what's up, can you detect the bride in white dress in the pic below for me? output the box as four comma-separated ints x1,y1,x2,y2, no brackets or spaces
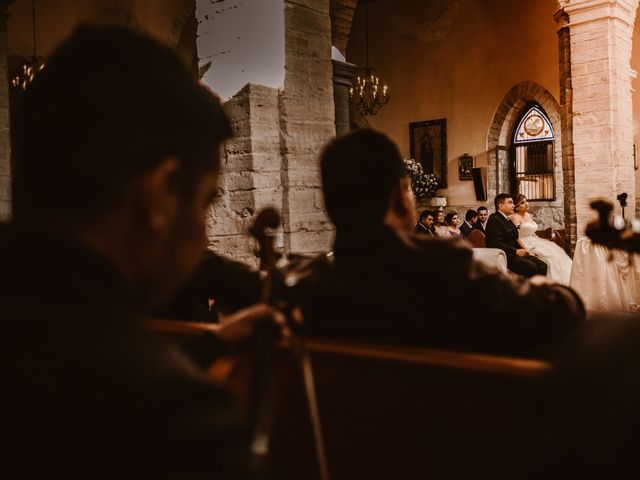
509,194,572,285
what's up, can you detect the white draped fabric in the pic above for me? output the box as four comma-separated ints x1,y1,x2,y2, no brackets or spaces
472,248,508,274
569,237,640,313
518,221,572,285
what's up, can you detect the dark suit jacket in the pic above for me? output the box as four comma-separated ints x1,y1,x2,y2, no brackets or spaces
292,224,585,359
415,223,435,235
460,221,474,237
474,222,486,234
485,212,520,256
152,250,261,322
0,225,251,479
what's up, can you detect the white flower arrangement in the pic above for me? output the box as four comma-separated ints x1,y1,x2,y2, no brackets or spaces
403,158,438,200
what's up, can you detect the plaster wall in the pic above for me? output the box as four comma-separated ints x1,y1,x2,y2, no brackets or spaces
347,0,561,209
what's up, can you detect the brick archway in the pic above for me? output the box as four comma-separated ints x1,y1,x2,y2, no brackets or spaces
487,81,565,230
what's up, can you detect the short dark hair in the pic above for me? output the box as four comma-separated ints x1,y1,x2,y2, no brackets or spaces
494,193,512,210
12,25,231,225
477,206,488,213
419,210,434,222
465,209,478,222
321,129,405,228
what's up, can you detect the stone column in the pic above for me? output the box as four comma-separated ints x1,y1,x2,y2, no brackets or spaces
560,0,639,238
332,59,356,136
0,1,12,221
279,0,336,256
555,9,578,251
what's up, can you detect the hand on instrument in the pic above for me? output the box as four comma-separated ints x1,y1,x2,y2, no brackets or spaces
217,304,289,353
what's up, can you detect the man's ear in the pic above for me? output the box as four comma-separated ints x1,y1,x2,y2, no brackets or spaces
137,156,181,233
395,177,415,215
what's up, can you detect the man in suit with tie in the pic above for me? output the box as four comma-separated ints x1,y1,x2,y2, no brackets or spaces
486,193,547,277
474,206,488,234
460,209,477,237
415,210,436,235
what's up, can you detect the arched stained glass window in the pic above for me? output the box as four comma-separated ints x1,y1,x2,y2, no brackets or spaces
510,105,555,201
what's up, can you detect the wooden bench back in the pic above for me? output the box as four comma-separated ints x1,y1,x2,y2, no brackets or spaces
214,338,551,480
466,228,486,248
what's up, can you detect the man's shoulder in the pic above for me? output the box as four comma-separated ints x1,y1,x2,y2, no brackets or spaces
486,212,506,226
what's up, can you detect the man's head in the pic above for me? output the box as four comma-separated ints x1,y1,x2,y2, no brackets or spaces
465,209,478,225
477,206,488,224
494,193,515,215
419,210,434,228
12,26,232,306
321,129,415,233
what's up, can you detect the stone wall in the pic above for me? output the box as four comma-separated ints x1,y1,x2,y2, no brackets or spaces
0,2,10,221
209,84,284,266
208,0,336,265
279,0,335,256
556,9,578,250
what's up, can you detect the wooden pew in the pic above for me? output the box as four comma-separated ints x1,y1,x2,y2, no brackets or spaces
211,338,551,480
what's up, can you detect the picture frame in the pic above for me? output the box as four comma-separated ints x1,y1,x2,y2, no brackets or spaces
458,154,473,180
409,118,448,188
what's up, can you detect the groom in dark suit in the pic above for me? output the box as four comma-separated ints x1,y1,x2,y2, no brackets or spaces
486,193,547,277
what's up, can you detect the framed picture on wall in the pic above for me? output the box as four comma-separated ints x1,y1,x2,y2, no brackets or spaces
458,154,473,180
409,118,448,188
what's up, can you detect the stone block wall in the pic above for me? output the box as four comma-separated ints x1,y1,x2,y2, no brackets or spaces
0,3,10,221
280,0,336,256
208,84,284,266
208,0,336,265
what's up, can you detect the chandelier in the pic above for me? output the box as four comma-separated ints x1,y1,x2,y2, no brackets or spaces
11,0,45,92
349,1,389,116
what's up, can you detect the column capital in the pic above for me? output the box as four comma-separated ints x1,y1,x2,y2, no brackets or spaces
554,8,570,28
332,59,357,87
560,0,639,27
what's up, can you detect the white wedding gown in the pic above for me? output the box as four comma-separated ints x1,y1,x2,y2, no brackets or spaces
518,220,572,285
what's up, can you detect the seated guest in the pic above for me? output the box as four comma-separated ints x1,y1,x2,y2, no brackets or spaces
434,208,453,237
2,26,285,478
444,211,462,237
460,209,478,237
292,129,584,358
475,206,489,233
415,210,436,235
485,193,547,278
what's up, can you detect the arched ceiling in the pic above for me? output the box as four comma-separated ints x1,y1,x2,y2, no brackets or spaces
330,0,358,55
